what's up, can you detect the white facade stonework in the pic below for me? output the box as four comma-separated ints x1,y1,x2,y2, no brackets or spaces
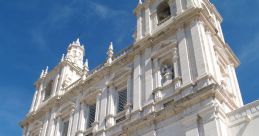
20,0,259,136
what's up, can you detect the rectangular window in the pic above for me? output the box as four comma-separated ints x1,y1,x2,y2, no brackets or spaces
62,120,69,136
87,104,96,128
117,90,127,113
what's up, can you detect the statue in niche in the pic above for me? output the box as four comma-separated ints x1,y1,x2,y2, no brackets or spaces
161,64,174,84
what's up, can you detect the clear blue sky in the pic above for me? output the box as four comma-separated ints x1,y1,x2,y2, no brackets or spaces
0,0,258,135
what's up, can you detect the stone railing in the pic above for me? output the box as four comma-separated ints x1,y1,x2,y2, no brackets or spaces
227,100,259,123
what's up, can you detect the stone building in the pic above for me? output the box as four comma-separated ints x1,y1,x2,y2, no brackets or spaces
20,0,259,136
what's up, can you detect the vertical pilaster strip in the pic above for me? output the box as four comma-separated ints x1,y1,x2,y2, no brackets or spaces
168,0,177,16
133,53,142,111
78,102,86,134
93,91,102,132
46,107,57,136
187,0,195,8
228,64,244,106
177,26,192,85
67,109,75,136
71,99,81,135
29,90,38,112
144,47,153,104
54,116,61,136
190,18,209,78
136,12,143,41
106,85,116,128
35,84,43,110
126,71,133,117
154,59,162,88
205,30,221,82
99,88,108,129
57,65,68,95
53,74,60,96
145,4,151,36
175,0,183,15
40,111,50,136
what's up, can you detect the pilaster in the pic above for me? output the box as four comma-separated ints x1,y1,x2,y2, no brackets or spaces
190,18,209,78
93,91,102,132
177,26,192,85
54,116,61,136
136,11,143,41
126,71,133,118
67,108,75,136
144,4,151,36
175,0,183,15
53,74,60,96
106,85,116,128
77,102,87,136
133,53,142,111
144,47,153,105
29,89,38,112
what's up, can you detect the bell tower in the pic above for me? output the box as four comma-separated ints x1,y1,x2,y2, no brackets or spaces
66,38,85,69
134,0,243,109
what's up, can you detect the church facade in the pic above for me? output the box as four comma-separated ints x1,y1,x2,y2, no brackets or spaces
20,0,259,136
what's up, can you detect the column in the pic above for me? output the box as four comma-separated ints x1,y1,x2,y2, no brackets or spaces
172,46,181,91
35,83,43,110
46,108,57,136
168,0,177,16
228,64,244,106
187,0,195,8
190,19,209,78
40,112,50,136
126,72,133,118
52,74,60,96
144,48,153,105
56,66,68,95
177,26,192,85
153,59,162,88
77,103,87,136
205,29,221,82
71,99,81,136
136,11,143,41
93,91,101,133
98,88,108,130
106,86,116,128
29,89,38,112
67,109,75,136
54,117,61,136
144,5,151,35
175,0,183,15
133,54,142,111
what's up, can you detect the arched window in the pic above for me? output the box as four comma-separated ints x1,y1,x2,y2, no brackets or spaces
157,1,171,24
44,80,53,100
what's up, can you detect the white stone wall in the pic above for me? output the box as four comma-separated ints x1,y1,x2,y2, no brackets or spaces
21,1,258,136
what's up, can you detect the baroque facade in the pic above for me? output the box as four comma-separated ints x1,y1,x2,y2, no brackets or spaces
20,0,259,136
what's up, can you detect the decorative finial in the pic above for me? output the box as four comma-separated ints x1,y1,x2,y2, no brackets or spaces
138,0,143,5
106,42,114,65
44,66,49,76
61,54,65,62
76,38,80,45
40,70,45,78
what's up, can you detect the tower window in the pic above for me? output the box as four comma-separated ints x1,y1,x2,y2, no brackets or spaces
44,80,54,100
157,1,171,24
117,90,127,113
87,104,96,128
